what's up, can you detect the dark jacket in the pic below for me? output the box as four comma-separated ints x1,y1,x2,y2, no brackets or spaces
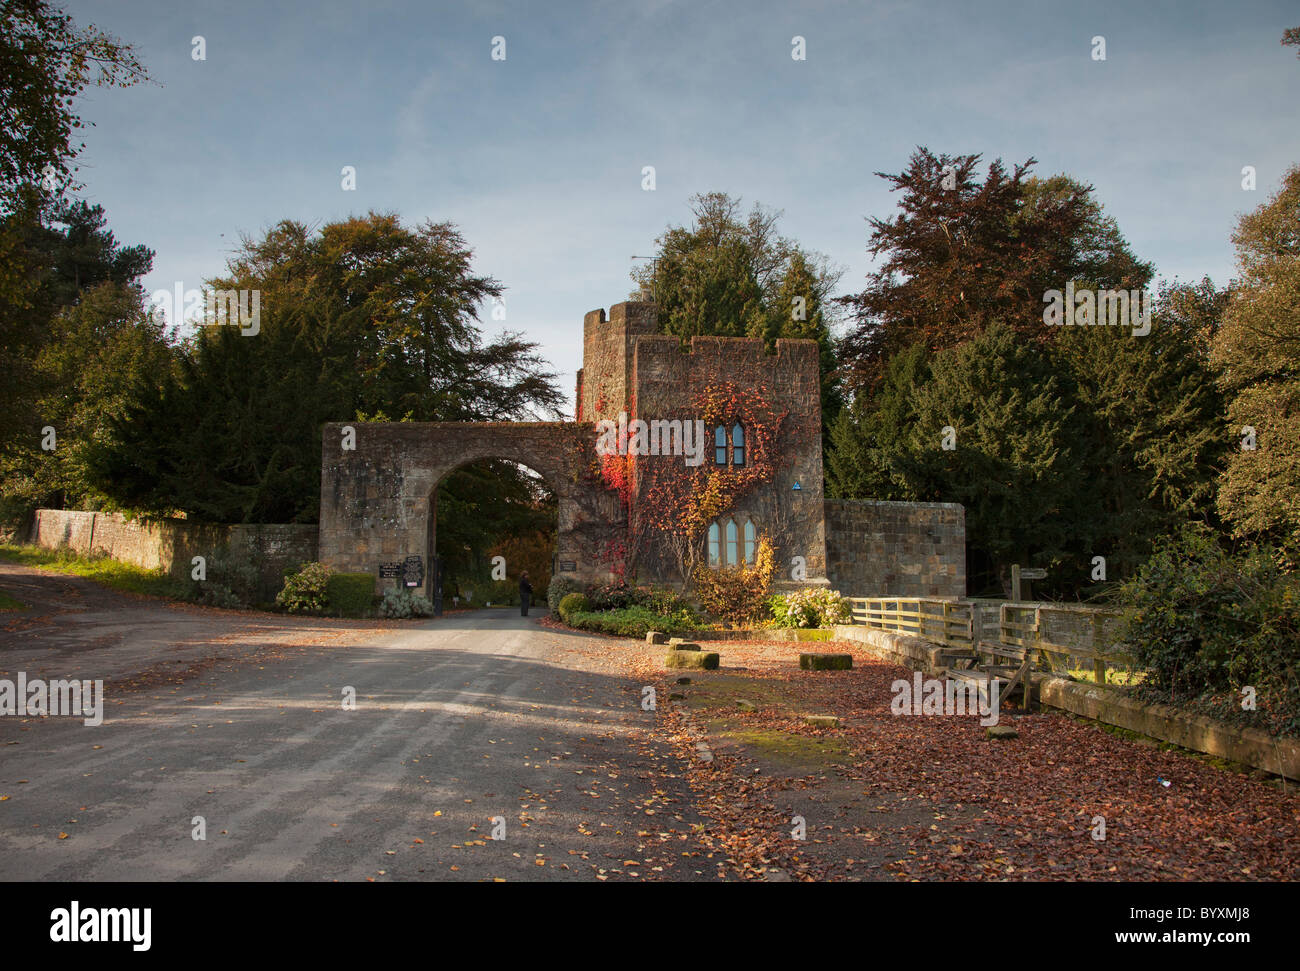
519,577,533,597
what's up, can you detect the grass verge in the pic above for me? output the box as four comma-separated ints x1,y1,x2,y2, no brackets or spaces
0,543,188,599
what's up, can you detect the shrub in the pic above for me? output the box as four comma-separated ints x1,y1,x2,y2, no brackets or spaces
568,604,701,639
188,549,260,609
587,581,638,611
1118,528,1300,731
769,588,853,629
483,578,520,606
378,587,434,618
691,538,775,625
326,573,375,616
558,592,589,622
277,561,332,613
547,575,583,611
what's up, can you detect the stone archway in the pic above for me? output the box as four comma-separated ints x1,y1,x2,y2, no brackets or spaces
319,422,622,597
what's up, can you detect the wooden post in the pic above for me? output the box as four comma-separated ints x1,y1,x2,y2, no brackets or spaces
971,605,983,652
1010,563,1022,603
942,601,951,646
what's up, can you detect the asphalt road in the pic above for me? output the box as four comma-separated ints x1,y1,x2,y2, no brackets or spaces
0,566,715,881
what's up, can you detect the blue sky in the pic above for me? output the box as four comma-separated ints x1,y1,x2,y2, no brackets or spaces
62,0,1300,411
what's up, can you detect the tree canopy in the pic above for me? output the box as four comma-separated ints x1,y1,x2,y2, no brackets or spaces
837,148,1152,392
86,212,565,523
0,0,149,214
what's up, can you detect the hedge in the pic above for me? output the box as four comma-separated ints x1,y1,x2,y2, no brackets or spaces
326,573,376,616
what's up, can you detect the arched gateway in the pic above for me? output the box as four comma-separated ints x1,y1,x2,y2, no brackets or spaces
318,421,624,596
317,301,965,603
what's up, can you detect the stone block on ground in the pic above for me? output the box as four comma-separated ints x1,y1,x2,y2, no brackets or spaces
803,714,840,728
646,631,668,645
986,725,1018,740
665,649,719,670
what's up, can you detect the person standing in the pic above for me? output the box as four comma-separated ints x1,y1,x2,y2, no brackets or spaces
519,572,532,617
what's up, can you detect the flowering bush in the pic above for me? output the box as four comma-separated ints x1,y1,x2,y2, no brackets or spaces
768,588,852,629
276,561,332,613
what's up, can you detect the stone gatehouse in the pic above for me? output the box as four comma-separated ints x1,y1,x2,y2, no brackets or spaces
318,301,965,598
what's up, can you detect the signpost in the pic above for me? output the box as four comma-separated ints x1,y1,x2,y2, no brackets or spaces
402,555,425,589
1011,564,1046,602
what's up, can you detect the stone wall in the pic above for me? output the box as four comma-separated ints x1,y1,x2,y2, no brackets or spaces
25,509,317,600
824,499,965,598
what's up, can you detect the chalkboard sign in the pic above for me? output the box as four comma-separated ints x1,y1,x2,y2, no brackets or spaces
378,562,402,579
558,561,577,573
403,555,425,588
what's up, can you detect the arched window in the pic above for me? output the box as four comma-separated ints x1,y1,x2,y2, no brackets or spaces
707,516,760,569
712,423,747,466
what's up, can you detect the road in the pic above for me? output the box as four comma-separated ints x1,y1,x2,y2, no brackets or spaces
0,564,716,881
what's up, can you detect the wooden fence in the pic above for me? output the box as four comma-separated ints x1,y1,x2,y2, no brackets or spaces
847,597,1141,685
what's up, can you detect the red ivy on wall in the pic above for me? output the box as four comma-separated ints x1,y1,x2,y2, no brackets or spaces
636,380,790,553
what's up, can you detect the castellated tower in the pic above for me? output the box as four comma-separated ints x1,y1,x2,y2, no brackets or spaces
576,301,658,421
574,300,829,588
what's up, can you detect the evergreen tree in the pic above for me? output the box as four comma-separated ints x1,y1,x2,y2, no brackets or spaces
825,341,929,500
1054,293,1229,581
888,321,1088,593
0,197,157,520
633,191,844,438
